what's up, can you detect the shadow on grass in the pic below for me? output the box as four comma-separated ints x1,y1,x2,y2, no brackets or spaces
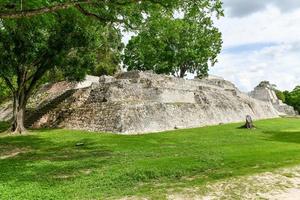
263,130,300,144
0,132,113,185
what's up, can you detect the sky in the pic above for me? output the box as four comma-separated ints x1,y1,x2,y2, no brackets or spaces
211,0,300,92
123,1,300,92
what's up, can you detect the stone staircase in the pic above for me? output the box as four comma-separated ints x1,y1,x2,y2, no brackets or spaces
25,89,76,128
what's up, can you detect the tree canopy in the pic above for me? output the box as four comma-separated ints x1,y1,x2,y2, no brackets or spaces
283,86,300,113
89,24,124,76
0,10,113,133
123,16,222,78
0,0,223,24
0,0,223,134
275,90,286,103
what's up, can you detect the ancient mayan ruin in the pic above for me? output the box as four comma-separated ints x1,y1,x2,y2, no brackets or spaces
250,81,297,115
1,71,290,134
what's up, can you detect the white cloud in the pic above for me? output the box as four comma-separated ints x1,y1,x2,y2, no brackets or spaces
121,3,300,92
210,5,300,92
223,0,300,17
211,43,300,92
216,6,300,48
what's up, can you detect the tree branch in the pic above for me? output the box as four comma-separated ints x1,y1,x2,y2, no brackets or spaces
75,4,134,28
0,0,169,19
25,63,50,98
0,73,15,92
75,4,109,22
0,0,92,19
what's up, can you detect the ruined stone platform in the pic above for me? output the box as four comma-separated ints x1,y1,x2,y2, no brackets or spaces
250,81,297,116
26,71,279,134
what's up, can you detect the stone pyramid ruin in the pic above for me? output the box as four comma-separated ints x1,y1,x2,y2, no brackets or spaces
0,71,283,134
249,81,297,116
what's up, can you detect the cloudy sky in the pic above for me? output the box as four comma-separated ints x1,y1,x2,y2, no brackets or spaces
211,0,300,92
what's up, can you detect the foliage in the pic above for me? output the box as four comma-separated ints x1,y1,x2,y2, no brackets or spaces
88,25,124,76
0,0,224,26
1,118,300,199
123,15,222,78
275,90,286,103
284,86,300,113
0,10,108,132
0,0,223,133
0,11,99,80
0,78,11,103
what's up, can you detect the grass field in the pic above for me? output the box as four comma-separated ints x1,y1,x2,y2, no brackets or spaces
1,118,300,199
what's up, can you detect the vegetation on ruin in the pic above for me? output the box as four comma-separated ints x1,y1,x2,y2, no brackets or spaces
283,87,300,113
275,86,300,113
0,0,223,134
1,118,300,199
123,16,222,78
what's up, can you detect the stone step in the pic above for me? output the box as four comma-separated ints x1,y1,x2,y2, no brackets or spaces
25,89,76,128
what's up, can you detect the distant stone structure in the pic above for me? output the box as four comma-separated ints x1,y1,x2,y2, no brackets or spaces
3,71,276,134
249,81,297,115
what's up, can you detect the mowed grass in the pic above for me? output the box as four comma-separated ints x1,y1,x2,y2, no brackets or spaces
1,118,300,199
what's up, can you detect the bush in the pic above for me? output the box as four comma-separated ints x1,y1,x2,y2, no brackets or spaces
284,86,300,113
275,90,286,102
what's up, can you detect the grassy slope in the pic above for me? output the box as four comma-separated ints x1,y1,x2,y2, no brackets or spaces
1,118,300,199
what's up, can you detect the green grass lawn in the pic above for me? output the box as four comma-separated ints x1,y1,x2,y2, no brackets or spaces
1,118,300,199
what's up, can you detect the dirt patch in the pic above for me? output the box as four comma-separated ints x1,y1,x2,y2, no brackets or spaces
80,169,93,175
0,148,29,160
53,174,77,180
168,166,300,200
266,188,300,200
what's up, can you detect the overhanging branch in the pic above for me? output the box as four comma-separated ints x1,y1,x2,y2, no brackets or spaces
0,0,92,19
75,4,134,28
0,73,15,92
0,0,169,19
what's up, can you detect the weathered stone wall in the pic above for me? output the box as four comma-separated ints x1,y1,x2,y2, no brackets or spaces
30,71,279,134
0,81,76,122
0,102,12,122
250,81,297,116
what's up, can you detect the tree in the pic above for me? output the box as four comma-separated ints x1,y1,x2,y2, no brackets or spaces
89,24,124,76
0,11,104,134
0,1,223,23
123,15,222,78
285,86,300,113
0,0,223,134
275,90,286,103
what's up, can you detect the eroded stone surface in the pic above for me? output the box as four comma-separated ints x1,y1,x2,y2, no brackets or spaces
26,71,279,134
250,81,297,115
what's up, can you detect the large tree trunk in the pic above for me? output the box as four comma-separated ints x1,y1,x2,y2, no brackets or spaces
11,107,26,134
2,63,48,134
11,92,27,134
